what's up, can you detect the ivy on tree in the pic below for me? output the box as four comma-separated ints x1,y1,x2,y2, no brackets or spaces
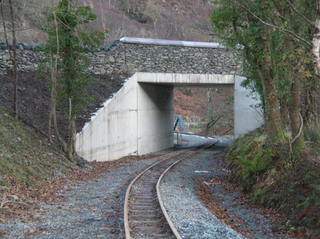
212,0,317,160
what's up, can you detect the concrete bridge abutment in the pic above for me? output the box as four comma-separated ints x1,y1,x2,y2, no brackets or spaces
76,73,263,162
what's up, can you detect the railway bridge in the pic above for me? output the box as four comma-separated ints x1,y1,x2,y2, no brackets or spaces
75,37,263,162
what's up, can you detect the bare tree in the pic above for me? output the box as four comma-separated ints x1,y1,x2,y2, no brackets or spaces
8,0,18,118
0,0,19,118
48,10,67,152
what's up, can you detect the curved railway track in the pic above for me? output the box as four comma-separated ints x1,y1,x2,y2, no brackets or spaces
124,147,211,239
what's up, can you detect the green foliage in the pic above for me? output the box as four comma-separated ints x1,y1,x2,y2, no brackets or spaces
251,188,267,203
304,124,320,143
212,0,320,160
239,146,271,175
226,129,274,190
42,0,104,116
38,0,105,159
226,131,320,230
211,0,316,107
223,95,233,105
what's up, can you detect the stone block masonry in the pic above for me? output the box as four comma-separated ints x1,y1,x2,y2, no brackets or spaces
0,38,239,76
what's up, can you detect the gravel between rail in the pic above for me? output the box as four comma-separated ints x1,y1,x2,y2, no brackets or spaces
0,148,291,239
0,152,171,239
160,148,292,239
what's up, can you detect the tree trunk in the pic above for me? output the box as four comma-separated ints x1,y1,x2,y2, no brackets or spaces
286,39,304,157
313,1,320,75
48,53,54,140
280,98,289,129
67,117,76,160
258,35,286,145
288,75,304,156
48,10,67,153
304,81,318,125
49,52,67,152
8,0,18,119
49,53,67,152
305,1,320,126
0,0,11,61
67,98,76,161
259,69,286,144
49,11,62,143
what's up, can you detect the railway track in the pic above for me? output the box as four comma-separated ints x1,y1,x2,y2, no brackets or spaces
124,147,210,239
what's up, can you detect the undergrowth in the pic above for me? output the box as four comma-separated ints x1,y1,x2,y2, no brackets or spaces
226,128,320,233
0,108,76,188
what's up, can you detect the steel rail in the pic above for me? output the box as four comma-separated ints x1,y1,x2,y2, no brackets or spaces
124,144,214,239
124,150,185,239
156,143,216,239
156,158,184,239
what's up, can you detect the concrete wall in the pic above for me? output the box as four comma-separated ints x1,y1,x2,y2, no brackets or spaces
234,76,264,136
76,74,175,162
137,83,174,155
76,72,264,162
136,72,235,85
76,75,139,162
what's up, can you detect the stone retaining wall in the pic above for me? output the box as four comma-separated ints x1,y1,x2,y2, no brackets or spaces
0,41,239,75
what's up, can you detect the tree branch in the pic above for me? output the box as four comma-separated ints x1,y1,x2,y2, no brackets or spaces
236,1,312,47
290,112,304,145
285,0,315,27
0,27,34,33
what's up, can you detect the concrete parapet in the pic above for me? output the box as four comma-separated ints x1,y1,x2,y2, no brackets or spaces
136,72,234,85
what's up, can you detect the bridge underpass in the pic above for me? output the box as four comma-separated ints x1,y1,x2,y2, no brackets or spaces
76,72,263,162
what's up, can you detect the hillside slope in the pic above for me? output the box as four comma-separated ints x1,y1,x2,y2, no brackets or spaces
0,108,76,188
0,0,215,43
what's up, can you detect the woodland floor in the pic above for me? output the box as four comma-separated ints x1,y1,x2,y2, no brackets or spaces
0,148,303,239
